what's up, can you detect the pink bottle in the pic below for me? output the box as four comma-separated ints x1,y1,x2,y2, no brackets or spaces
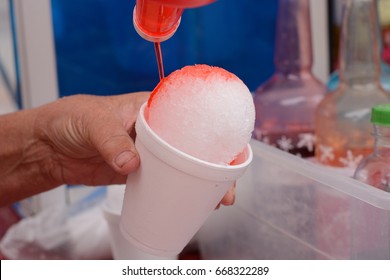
253,0,326,157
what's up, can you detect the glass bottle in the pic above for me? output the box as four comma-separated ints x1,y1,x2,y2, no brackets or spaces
353,104,390,192
327,64,390,92
327,0,390,92
253,0,326,157
379,0,390,64
315,0,390,168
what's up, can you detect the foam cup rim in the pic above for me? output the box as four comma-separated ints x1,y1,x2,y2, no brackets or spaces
136,103,253,172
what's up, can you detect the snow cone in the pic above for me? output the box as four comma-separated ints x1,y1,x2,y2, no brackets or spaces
119,65,255,257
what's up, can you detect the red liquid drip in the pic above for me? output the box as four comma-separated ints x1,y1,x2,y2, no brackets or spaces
154,42,165,80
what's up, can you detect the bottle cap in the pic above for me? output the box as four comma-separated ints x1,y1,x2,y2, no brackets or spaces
371,104,390,126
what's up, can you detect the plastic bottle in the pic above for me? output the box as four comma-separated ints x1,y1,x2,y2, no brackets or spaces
132,0,215,80
133,0,215,42
253,0,326,157
353,104,390,192
315,0,390,168
327,0,390,92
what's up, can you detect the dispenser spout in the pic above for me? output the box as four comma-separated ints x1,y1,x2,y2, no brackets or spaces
133,0,215,42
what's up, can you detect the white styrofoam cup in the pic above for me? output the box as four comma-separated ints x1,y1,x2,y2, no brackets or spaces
119,103,253,257
103,204,177,260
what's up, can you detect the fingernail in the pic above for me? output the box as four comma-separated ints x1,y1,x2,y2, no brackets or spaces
115,151,135,168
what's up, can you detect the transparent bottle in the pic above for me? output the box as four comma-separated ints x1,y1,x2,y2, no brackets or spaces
353,104,390,192
380,0,390,64
315,0,390,168
253,0,326,157
327,64,390,92
327,0,390,92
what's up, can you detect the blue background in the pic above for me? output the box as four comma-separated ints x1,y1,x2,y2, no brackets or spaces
51,0,278,96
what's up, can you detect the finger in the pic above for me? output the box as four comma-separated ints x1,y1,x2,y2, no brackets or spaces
220,182,236,206
88,116,140,176
88,92,150,176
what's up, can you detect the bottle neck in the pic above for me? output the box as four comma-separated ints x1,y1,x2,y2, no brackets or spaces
274,0,313,75
374,125,390,157
339,0,382,85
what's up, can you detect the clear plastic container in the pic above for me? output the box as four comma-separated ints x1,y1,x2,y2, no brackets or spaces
315,0,390,168
253,0,326,157
197,139,390,259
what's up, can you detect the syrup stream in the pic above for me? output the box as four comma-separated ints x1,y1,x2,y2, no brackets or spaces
154,42,165,80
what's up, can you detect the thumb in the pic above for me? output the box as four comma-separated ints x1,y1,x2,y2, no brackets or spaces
89,120,140,175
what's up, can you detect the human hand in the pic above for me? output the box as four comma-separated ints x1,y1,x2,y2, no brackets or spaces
0,91,236,206
34,92,150,187
36,90,236,206
0,91,150,205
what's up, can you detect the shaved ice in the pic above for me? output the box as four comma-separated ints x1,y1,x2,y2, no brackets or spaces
146,64,255,165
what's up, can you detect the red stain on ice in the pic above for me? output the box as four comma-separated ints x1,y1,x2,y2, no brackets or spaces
147,64,238,108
